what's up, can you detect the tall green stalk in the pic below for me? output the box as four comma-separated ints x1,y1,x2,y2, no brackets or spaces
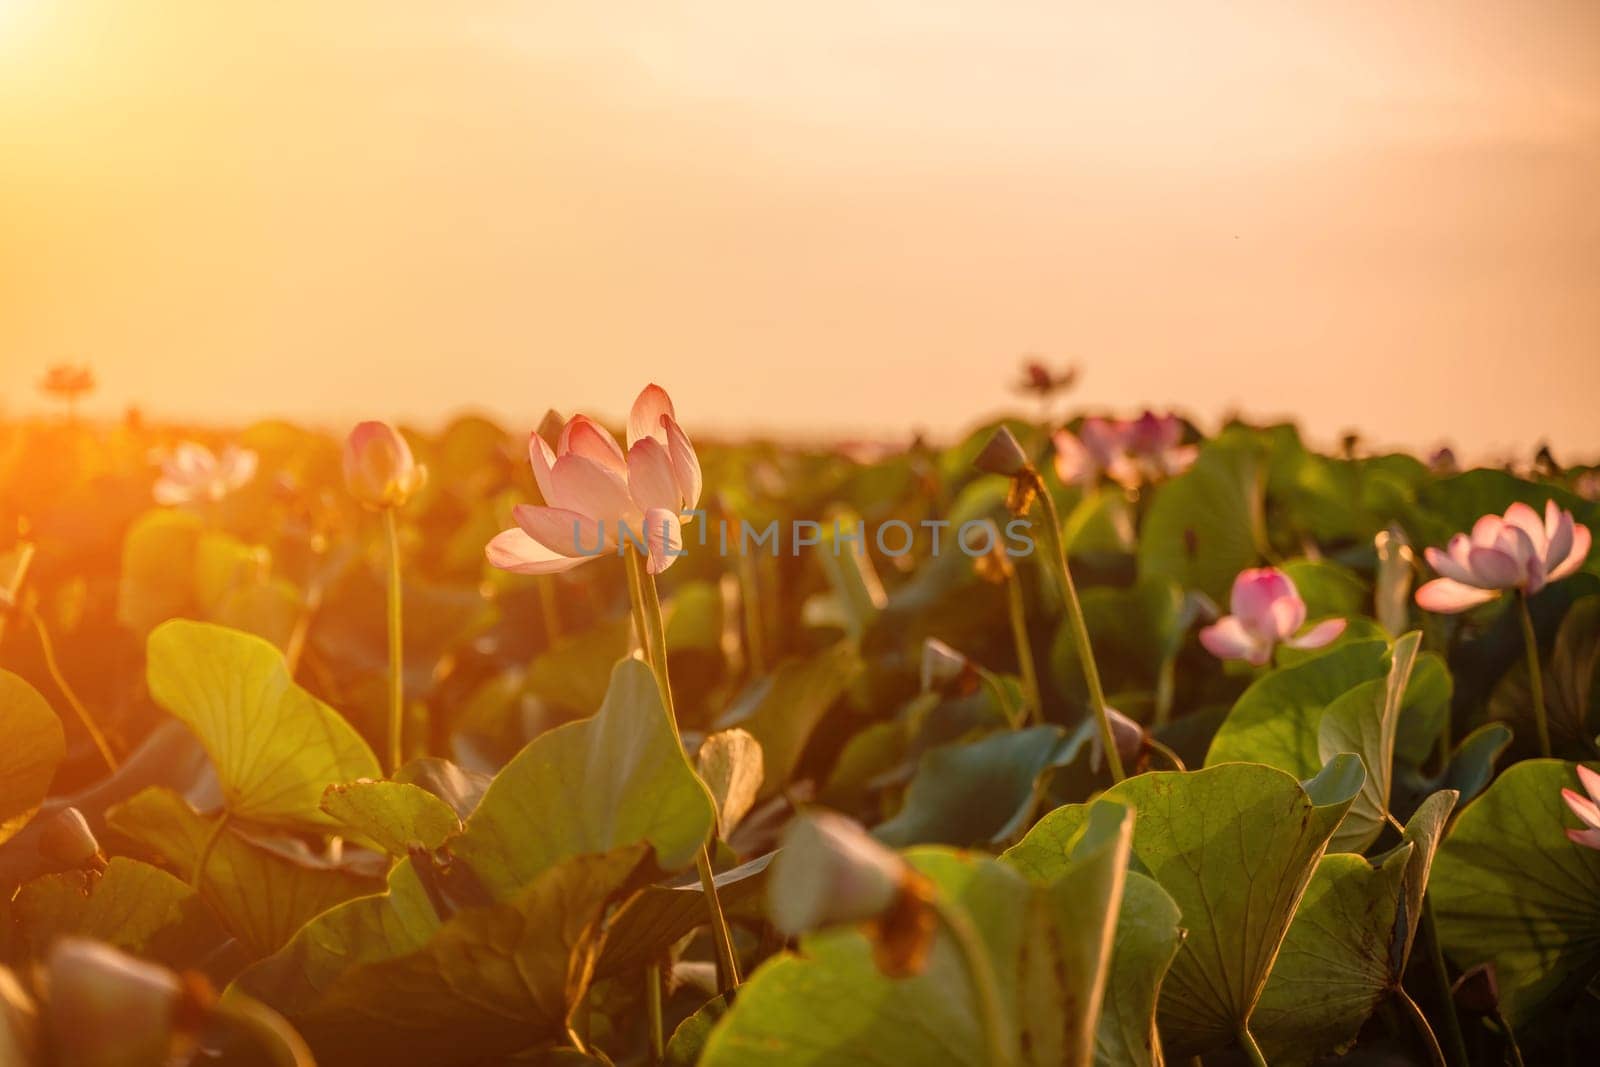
626,551,743,992
1034,485,1126,782
1517,591,1551,758
26,603,117,772
383,508,405,775
1003,570,1043,726
1237,1026,1270,1067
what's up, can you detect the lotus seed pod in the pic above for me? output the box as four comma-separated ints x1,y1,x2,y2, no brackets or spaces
45,938,181,1067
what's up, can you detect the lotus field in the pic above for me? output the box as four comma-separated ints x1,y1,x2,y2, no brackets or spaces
4,381,1600,1067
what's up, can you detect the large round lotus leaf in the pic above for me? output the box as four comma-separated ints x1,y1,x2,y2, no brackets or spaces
1205,640,1388,773
874,726,1068,848
1137,438,1264,603
1252,790,1455,1064
108,786,380,959
1432,759,1600,1025
702,814,1132,1067
320,779,462,858
0,670,63,847
145,619,381,831
1006,757,1364,1057
451,657,715,899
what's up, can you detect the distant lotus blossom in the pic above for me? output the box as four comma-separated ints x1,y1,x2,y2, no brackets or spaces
1560,765,1600,851
486,384,702,575
1200,567,1346,666
1053,411,1196,489
153,442,257,505
919,637,977,695
1415,501,1591,614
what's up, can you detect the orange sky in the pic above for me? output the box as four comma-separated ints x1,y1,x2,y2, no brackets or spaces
2,1,1597,457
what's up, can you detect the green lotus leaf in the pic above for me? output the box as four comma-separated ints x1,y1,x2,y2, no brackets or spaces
107,786,380,958
1006,757,1364,1057
1253,790,1455,1063
1000,804,1185,1067
146,619,381,831
875,726,1067,848
1089,871,1185,1067
1316,631,1422,852
722,642,862,801
665,993,730,1067
451,657,714,899
524,615,633,718
233,858,440,1017
1137,438,1264,603
320,779,462,857
12,856,222,965
595,854,773,980
1432,759,1600,1025
285,846,648,1067
1282,558,1369,620
702,818,1132,1067
116,508,203,636
1205,640,1389,772
0,671,64,847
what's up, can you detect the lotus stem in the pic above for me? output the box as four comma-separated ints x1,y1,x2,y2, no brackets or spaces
26,602,117,772
1145,735,1187,772
1420,895,1470,1067
537,578,563,647
1395,987,1447,1067
646,962,665,1062
1004,569,1043,726
1516,591,1551,758
1494,1011,1525,1067
1237,1025,1270,1067
383,507,405,775
215,993,317,1067
627,551,743,992
931,897,1014,1067
737,550,767,678
1034,482,1126,782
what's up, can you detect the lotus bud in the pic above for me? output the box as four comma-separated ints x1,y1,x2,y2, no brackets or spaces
1090,706,1146,774
1451,962,1500,1015
37,807,104,871
973,426,1031,478
45,939,182,1067
343,421,426,510
770,812,936,978
0,966,39,1067
920,638,978,696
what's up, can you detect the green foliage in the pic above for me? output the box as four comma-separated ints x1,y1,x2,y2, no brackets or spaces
1432,760,1600,1025
0,671,63,847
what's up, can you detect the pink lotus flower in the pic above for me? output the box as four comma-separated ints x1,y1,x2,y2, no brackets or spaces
343,420,426,509
153,442,257,505
486,384,702,576
1053,412,1196,489
1415,501,1591,614
1561,765,1600,850
1199,567,1347,666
